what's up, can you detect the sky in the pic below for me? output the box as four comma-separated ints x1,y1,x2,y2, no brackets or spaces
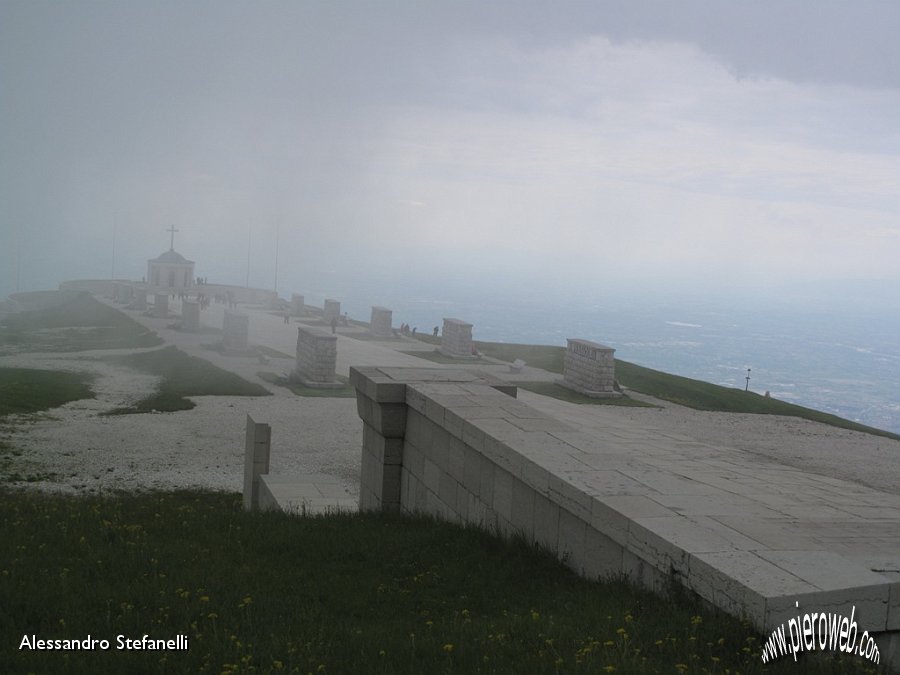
2,0,899,310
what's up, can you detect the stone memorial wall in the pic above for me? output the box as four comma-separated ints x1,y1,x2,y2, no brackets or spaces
561,338,619,397
293,325,340,387
370,306,393,337
223,310,249,351
439,318,474,357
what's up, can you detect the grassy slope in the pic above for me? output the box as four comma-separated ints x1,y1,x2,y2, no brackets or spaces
104,346,271,414
0,489,871,675
0,368,95,417
0,291,161,353
469,340,900,440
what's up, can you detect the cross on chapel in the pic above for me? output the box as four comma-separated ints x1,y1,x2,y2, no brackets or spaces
167,225,179,251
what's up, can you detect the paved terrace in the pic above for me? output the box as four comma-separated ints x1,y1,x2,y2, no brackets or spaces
352,366,900,664
107,295,899,663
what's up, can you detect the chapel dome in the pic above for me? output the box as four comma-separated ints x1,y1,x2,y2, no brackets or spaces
151,249,193,264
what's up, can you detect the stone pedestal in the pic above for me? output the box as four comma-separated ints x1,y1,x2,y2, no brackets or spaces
291,293,305,315
243,415,271,511
223,310,249,351
323,298,341,323
130,289,147,311
292,326,341,388
560,338,620,397
152,294,168,318
370,306,393,337
439,318,475,358
181,300,200,332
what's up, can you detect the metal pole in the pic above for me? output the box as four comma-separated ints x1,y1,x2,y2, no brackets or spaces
274,221,279,293
246,225,251,288
745,368,751,392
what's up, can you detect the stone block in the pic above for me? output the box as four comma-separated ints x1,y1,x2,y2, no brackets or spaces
223,309,249,351
293,325,340,387
439,317,475,358
291,293,305,315
243,415,271,511
152,293,168,318
561,338,620,397
181,300,200,332
370,306,393,337
323,298,341,323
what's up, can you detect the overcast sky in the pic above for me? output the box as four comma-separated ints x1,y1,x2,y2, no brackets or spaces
2,1,899,307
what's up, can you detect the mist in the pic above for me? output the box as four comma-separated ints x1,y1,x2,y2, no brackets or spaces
2,1,899,314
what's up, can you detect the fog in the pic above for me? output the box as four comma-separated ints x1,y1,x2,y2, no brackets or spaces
2,1,899,311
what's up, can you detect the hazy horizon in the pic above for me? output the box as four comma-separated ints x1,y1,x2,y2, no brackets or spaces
2,1,900,312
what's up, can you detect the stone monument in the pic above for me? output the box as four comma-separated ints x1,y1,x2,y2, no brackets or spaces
439,318,475,358
292,325,341,388
181,300,200,332
323,299,341,324
130,288,147,311
223,309,249,351
370,306,393,337
152,293,168,318
291,293,305,315
560,338,620,397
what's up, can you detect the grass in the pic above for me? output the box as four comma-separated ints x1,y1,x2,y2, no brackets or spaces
470,340,900,440
0,291,161,354
614,360,900,440
0,489,878,675
257,371,357,398
515,381,656,407
0,367,95,417
255,345,294,360
103,346,271,414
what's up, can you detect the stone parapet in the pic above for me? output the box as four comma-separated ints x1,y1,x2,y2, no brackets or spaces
350,365,899,659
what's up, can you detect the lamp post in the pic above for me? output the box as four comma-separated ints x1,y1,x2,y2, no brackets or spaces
745,368,751,392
